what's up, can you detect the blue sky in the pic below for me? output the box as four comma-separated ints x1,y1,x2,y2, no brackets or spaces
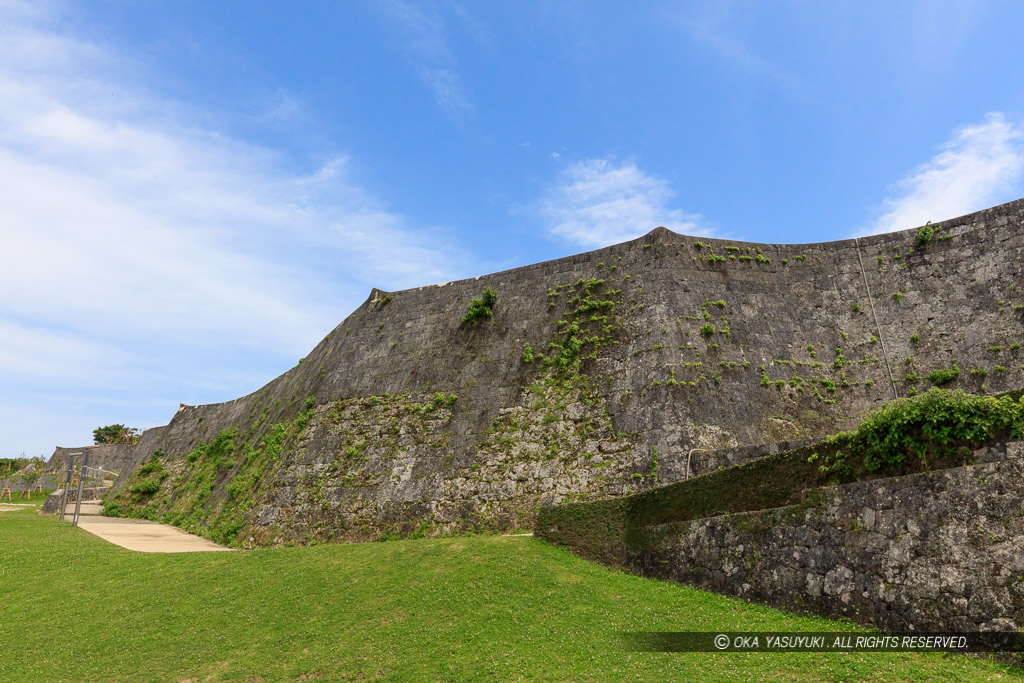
3,0,1024,460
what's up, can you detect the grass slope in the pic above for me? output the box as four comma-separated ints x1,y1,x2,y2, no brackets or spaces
0,510,1019,682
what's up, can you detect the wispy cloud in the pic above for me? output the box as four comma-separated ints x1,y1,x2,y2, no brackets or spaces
863,113,1024,235
258,89,306,125
686,23,805,94
0,2,470,456
537,158,713,248
419,66,473,115
669,7,810,101
379,1,474,117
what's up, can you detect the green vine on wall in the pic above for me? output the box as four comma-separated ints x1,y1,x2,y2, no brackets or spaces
462,287,498,325
105,396,319,545
545,277,623,372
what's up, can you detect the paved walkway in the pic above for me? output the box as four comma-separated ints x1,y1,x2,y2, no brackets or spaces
64,501,232,553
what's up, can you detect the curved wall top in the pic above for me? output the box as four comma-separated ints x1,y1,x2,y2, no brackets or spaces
106,198,1024,532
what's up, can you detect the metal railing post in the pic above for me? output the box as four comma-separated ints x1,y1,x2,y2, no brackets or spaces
58,454,79,521
72,450,89,527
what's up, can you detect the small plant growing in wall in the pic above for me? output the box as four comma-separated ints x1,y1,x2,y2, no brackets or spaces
927,364,960,385
916,220,936,245
462,287,497,325
130,478,161,496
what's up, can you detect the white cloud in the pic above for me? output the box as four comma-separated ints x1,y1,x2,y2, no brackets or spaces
259,90,306,124
685,24,805,96
668,7,810,101
379,1,474,117
864,114,1024,236
0,400,97,457
381,0,450,58
0,2,470,457
420,67,473,115
0,320,125,384
537,158,712,248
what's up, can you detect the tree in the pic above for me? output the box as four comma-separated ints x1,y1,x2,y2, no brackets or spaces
93,424,141,445
17,457,43,498
0,455,31,474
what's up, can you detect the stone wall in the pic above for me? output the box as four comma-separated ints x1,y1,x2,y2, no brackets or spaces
542,441,1024,634
47,445,136,477
250,391,811,544
40,487,112,514
104,198,1024,545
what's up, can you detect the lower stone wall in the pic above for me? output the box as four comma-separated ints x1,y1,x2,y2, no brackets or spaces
108,378,661,546
40,487,111,515
104,384,813,546
540,441,1024,635
671,437,820,480
629,442,1024,632
47,445,135,477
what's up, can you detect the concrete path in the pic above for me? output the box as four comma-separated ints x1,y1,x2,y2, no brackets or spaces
65,501,232,553
64,502,104,515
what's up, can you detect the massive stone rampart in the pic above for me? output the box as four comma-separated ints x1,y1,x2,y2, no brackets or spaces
105,199,1024,545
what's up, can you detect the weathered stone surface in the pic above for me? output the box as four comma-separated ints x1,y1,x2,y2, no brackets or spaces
40,487,111,514
47,445,135,476
624,443,1024,634
104,198,1024,544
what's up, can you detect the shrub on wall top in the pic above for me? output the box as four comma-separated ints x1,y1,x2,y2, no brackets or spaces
837,388,1024,472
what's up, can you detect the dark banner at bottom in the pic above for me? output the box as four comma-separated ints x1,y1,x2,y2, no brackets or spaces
622,632,1024,653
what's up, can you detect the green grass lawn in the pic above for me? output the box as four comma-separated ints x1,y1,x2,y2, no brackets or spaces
0,509,1019,682
0,488,55,507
